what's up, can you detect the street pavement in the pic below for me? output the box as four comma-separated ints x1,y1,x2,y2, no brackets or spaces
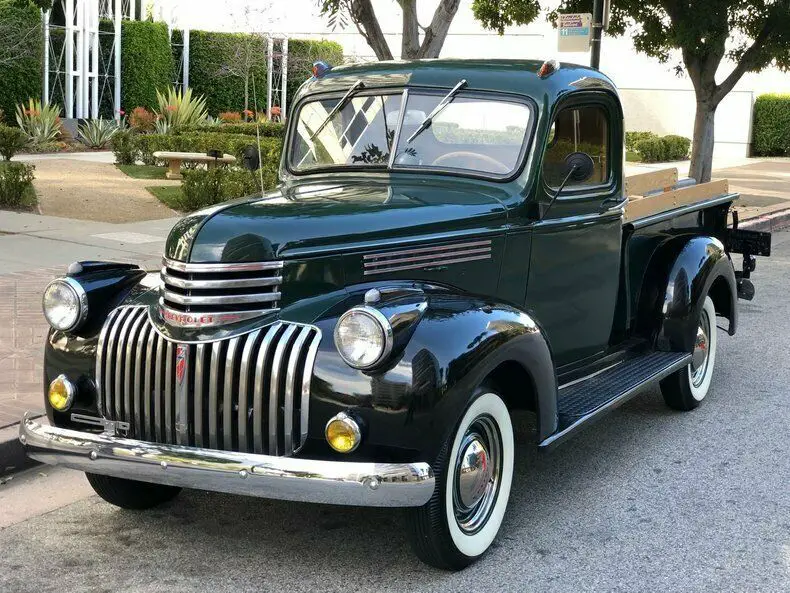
0,231,787,592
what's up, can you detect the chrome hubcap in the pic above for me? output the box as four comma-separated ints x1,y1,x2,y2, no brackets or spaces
453,415,501,534
690,309,711,386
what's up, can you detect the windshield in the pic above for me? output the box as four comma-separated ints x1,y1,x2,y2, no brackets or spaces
289,89,533,178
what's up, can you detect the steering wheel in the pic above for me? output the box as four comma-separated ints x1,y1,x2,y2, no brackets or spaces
431,151,510,174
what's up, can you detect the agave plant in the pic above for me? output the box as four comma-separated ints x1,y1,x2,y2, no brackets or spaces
15,98,61,144
154,117,171,135
77,118,119,149
155,87,209,129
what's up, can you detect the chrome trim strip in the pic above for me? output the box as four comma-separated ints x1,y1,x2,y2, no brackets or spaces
163,291,282,306
363,239,492,260
208,341,222,449
254,323,282,455
387,88,410,169
163,275,283,290
300,331,321,451
270,325,298,456
626,193,738,229
163,259,284,273
363,253,492,275
363,246,491,268
20,415,435,508
285,327,311,455
223,337,241,451
95,308,120,418
164,341,174,443
194,344,205,448
237,329,262,453
158,303,279,329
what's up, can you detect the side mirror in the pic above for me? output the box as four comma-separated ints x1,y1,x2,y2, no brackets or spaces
563,151,595,183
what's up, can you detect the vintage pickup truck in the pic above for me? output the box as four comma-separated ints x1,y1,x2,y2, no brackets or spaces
21,59,771,570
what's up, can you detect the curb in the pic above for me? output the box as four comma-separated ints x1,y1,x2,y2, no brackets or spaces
0,419,42,477
740,207,790,233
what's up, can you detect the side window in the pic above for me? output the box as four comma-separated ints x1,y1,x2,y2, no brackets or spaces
542,105,609,188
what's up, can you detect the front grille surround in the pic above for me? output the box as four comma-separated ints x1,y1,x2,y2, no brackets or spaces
95,306,321,456
160,258,283,327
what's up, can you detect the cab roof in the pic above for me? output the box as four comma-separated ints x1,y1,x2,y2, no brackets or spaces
294,58,618,105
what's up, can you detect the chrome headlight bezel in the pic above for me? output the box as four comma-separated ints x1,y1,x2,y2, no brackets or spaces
333,306,393,370
42,277,89,332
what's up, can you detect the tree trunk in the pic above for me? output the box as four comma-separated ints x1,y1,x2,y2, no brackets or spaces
688,99,717,183
399,0,420,58
351,0,394,61
244,76,249,120
417,0,461,58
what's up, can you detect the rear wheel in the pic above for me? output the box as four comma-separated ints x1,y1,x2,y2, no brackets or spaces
407,389,514,570
86,473,181,510
660,295,718,411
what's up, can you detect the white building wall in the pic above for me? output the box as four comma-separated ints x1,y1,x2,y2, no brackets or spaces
168,0,790,157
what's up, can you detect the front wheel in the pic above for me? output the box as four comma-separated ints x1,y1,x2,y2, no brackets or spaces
660,295,718,411
407,389,514,570
86,473,181,510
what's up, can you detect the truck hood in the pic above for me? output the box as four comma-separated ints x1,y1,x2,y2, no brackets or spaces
165,177,509,263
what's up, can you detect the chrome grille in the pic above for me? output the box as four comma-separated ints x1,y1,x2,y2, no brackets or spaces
363,239,492,275
160,258,283,327
96,306,321,456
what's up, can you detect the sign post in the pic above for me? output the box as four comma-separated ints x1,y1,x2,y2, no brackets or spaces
557,13,592,54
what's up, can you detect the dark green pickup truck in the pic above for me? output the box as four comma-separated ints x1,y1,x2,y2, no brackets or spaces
22,59,771,569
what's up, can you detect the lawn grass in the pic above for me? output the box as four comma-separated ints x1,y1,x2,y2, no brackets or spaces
147,185,183,210
117,164,168,180
625,150,642,163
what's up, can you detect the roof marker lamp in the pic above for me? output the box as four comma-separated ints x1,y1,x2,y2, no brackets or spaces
42,277,88,332
334,306,393,370
312,61,333,78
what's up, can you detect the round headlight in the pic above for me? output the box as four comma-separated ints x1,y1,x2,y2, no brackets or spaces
334,306,393,369
42,278,87,331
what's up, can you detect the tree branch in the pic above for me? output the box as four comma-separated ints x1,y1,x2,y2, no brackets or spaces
349,0,393,61
417,0,461,59
714,15,779,103
398,0,420,58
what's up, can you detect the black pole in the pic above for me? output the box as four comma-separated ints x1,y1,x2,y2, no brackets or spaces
590,0,604,70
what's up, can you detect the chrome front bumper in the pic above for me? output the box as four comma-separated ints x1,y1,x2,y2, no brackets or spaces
19,414,435,507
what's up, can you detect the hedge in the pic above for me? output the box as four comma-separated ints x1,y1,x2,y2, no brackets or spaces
631,132,691,163
752,94,790,156
179,167,271,211
287,39,345,110
121,20,174,111
172,122,285,138
0,0,42,123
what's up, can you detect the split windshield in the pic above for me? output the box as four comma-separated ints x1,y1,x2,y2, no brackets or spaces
289,88,533,178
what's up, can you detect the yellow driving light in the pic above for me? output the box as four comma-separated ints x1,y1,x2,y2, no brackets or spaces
325,412,362,453
48,374,75,412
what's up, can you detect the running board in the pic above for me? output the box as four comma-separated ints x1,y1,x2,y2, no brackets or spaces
539,351,691,449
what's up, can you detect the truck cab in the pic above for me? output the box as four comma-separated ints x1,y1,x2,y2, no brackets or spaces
21,59,770,570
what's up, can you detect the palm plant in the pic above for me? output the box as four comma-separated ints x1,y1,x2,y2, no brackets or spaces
155,87,209,129
77,118,119,149
15,98,61,144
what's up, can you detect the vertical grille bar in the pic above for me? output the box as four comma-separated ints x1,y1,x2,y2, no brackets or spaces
133,321,151,435
114,309,138,421
164,341,174,444
154,334,164,442
95,308,120,418
194,344,205,448
104,307,132,420
237,329,262,453
223,337,240,451
300,331,322,451
176,345,191,445
124,310,146,427
284,327,311,455
269,325,298,456
208,341,222,449
142,326,155,441
253,323,282,454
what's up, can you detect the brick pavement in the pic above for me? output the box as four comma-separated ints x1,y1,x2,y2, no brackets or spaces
0,266,66,428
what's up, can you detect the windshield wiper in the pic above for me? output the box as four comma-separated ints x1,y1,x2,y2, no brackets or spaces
406,79,467,144
309,79,365,141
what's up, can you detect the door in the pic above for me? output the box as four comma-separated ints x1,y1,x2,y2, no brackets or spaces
525,98,624,368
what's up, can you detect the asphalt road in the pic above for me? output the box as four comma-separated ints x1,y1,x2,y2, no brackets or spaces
1,232,789,593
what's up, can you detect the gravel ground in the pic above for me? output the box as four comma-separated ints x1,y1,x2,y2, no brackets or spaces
25,159,178,223
0,232,788,593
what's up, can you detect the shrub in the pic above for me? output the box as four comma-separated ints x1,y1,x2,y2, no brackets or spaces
78,117,119,149
0,1,42,127
752,94,790,156
0,124,28,160
0,161,36,209
135,132,283,169
661,134,691,161
219,111,242,123
121,20,174,110
111,129,139,165
179,167,261,211
625,131,658,153
16,98,61,144
634,136,667,163
129,106,156,133
155,87,209,128
287,39,345,111
171,121,286,138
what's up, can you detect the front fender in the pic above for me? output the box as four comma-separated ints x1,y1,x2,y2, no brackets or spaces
309,288,558,462
655,236,737,352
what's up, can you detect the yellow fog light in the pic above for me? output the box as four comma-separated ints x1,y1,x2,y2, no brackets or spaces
325,412,361,453
48,374,75,412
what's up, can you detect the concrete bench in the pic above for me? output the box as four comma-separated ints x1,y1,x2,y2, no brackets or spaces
152,151,237,180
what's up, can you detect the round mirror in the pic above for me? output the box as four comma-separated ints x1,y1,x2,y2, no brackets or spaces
564,151,595,183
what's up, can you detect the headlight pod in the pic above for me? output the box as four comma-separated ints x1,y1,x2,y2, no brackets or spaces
334,306,393,369
42,277,88,331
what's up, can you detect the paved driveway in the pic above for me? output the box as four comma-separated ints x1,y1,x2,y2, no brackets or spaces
0,231,788,592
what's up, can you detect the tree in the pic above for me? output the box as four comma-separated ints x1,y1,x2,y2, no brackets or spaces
473,0,790,183
318,0,462,60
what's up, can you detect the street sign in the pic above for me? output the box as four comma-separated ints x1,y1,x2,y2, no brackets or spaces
558,13,592,53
